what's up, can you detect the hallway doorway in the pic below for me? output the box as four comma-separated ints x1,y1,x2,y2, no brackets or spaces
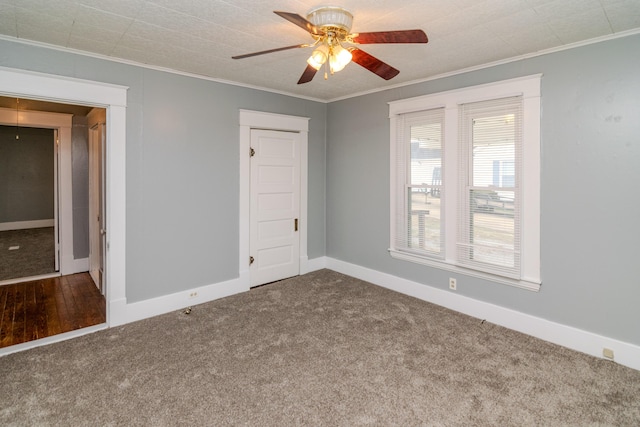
0,66,128,338
0,123,58,281
0,97,107,347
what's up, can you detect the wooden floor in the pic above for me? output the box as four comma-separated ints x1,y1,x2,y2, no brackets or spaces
0,273,106,348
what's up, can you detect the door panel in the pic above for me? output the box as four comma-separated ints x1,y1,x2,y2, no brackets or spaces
250,129,300,287
258,219,294,240
53,129,60,271
258,193,294,211
99,123,106,294
257,245,294,269
89,123,106,294
258,166,295,188
89,125,99,287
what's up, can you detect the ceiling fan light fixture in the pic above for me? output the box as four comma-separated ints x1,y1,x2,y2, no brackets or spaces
329,44,352,73
307,6,353,33
307,44,329,70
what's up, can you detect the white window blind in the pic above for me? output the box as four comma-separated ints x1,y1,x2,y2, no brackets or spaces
394,108,445,257
457,96,523,278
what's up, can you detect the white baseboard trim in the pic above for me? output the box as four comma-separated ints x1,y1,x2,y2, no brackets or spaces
325,257,640,372
71,257,89,273
60,254,76,275
109,277,249,327
301,256,327,274
0,219,54,231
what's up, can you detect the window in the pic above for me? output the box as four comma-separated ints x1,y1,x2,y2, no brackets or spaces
389,75,541,290
393,108,445,257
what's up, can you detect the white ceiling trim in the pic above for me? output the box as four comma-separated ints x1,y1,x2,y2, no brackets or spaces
2,27,640,105
326,27,640,103
0,34,326,103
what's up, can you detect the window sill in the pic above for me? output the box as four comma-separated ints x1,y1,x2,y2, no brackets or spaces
388,248,541,292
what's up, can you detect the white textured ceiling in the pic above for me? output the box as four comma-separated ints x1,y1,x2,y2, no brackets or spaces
1,0,639,101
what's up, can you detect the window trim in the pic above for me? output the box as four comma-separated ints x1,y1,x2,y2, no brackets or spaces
389,75,541,291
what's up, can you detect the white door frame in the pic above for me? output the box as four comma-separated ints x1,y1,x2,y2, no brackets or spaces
239,110,309,288
0,66,128,328
0,107,70,277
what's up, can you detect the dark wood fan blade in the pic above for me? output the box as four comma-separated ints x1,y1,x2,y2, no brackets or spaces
349,48,400,80
274,11,321,35
297,64,318,84
351,29,428,44
232,44,308,59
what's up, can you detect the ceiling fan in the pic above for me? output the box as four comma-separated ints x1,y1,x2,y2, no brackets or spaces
232,6,428,84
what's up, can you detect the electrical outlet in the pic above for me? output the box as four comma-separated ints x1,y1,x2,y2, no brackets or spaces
188,291,198,299
603,348,614,360
449,278,457,291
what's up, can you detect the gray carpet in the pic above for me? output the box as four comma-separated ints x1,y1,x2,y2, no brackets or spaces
0,227,55,280
1,269,639,426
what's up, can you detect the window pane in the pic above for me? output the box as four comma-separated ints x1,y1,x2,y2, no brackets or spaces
410,122,442,191
472,114,516,189
469,189,516,268
459,96,522,278
407,187,442,254
395,108,444,259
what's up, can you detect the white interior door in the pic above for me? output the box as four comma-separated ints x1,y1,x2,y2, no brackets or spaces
53,129,60,271
249,129,301,287
88,123,106,293
89,125,99,287
99,123,106,295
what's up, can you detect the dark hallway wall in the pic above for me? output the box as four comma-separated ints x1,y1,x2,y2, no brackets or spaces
0,125,54,225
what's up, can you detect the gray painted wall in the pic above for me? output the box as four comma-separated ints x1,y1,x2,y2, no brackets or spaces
0,38,326,303
0,125,54,223
326,34,640,346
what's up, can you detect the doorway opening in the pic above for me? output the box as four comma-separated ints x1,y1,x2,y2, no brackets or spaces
0,124,57,281
0,96,107,348
0,67,128,352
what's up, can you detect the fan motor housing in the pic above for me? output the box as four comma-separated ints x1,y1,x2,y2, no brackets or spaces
307,6,353,33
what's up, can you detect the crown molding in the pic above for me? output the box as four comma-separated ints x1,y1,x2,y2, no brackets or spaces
2,27,639,105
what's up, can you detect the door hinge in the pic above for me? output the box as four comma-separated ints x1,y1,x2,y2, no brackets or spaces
250,147,255,157
249,256,255,266
294,218,298,232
